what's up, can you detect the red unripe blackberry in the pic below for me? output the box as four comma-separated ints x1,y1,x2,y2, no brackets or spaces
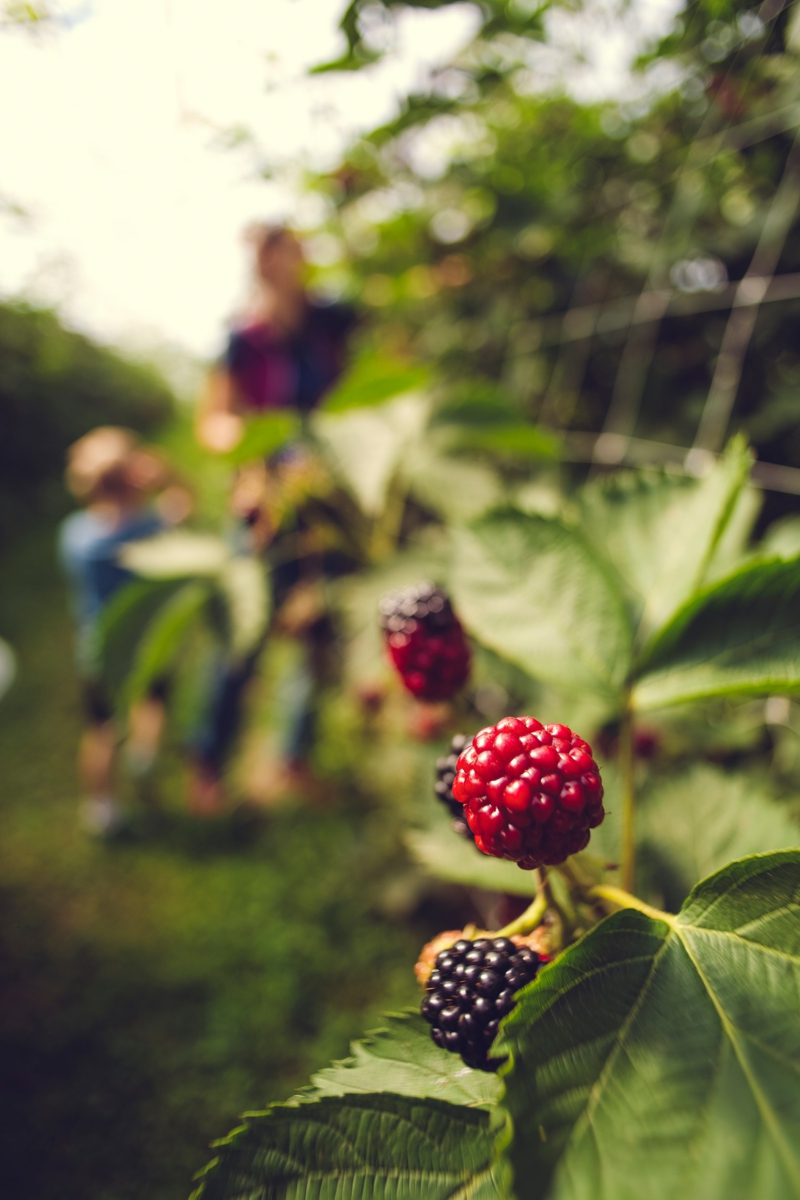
421,936,542,1070
451,717,604,869
379,581,471,702
435,734,473,840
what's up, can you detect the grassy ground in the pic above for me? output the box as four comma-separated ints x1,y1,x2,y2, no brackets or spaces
0,525,450,1200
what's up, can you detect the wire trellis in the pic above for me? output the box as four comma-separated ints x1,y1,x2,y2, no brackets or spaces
523,0,800,493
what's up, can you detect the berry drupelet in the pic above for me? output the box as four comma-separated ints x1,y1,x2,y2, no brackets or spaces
421,936,542,1070
435,734,473,839
379,582,471,702
451,717,604,869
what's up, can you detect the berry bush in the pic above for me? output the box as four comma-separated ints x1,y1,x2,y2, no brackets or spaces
191,438,800,1200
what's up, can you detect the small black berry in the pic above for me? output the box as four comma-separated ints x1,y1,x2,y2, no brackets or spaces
421,936,542,1071
435,734,474,840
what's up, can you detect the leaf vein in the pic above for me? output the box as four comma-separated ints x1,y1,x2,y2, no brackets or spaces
675,926,800,1193
683,923,800,965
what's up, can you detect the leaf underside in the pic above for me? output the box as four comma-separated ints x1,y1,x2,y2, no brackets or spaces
499,850,800,1200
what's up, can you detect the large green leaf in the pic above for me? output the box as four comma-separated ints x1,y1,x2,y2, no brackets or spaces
309,1011,502,1108
498,850,800,1200
632,558,800,710
98,577,186,699
124,580,211,706
451,509,632,701
314,393,428,517
580,440,751,640
192,1092,506,1200
639,765,800,907
119,530,230,578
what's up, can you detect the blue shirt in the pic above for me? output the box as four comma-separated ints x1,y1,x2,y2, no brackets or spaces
58,507,164,672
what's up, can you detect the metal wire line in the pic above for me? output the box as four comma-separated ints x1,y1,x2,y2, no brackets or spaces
581,0,796,467
515,269,800,350
690,126,800,467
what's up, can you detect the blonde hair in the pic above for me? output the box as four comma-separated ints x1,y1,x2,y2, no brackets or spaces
66,427,166,504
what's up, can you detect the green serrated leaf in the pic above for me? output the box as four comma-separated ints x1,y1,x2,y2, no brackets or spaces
224,411,300,466
119,531,230,578
451,509,632,701
580,439,751,640
639,765,800,906
124,580,211,707
498,850,800,1200
632,558,800,710
309,1011,503,1108
193,1092,507,1200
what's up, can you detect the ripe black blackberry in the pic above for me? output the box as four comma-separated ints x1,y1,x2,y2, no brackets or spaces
435,734,473,840
421,936,542,1071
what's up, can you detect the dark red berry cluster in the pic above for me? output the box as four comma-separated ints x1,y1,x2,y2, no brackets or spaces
422,936,542,1071
435,734,472,840
452,717,604,869
379,582,471,702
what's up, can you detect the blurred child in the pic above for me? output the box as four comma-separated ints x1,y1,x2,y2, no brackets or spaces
58,426,190,836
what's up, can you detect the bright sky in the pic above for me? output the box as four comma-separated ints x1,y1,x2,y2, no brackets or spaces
0,0,482,364
0,0,680,368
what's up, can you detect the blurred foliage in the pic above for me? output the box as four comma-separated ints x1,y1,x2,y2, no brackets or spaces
0,302,174,540
304,0,800,526
0,527,451,1200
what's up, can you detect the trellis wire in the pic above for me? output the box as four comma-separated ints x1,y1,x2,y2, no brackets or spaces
520,0,800,486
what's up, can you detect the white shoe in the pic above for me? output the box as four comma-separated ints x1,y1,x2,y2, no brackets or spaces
79,797,128,838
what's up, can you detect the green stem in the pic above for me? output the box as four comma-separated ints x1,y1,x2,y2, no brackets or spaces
587,884,674,925
619,704,636,895
496,871,548,938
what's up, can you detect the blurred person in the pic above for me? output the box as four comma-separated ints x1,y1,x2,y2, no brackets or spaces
58,427,191,836
198,223,354,456
192,225,356,810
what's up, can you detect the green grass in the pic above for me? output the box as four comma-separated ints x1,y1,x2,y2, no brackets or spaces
0,526,440,1200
